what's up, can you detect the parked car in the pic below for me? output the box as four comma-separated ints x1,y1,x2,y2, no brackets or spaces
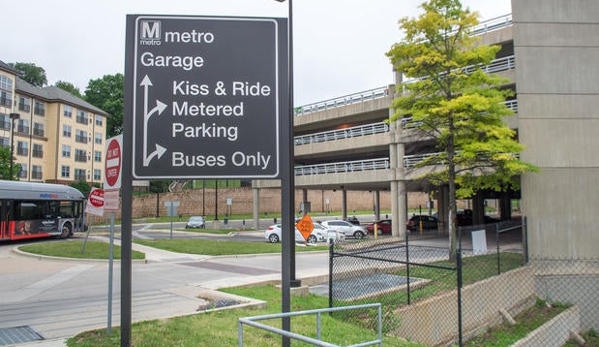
321,220,366,239
345,216,361,226
407,215,438,231
264,222,329,244
185,216,205,229
366,219,392,235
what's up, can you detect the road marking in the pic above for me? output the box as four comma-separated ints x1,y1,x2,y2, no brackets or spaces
1,265,93,304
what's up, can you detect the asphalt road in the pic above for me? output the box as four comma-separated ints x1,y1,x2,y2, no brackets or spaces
0,233,330,343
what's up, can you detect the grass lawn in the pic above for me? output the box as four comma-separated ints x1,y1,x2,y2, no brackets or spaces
17,239,328,259
134,239,329,256
149,226,255,234
18,241,145,260
67,284,427,347
463,299,569,347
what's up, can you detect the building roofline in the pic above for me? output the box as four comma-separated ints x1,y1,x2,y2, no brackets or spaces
15,78,110,117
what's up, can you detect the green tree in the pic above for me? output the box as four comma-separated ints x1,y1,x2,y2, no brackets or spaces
55,80,82,98
0,146,21,180
70,180,92,197
84,74,124,137
9,62,47,87
386,0,537,260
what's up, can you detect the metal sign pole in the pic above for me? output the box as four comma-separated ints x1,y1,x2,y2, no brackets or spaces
107,211,115,334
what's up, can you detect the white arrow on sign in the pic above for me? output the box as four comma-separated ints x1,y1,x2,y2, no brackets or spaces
140,75,168,167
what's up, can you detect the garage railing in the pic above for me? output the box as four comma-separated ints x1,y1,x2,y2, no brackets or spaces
238,303,382,347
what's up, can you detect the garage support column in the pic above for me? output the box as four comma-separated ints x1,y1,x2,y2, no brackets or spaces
341,189,347,220
302,189,308,216
500,193,512,220
374,191,381,221
473,192,485,225
252,187,260,230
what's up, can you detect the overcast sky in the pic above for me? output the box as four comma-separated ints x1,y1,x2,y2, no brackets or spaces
4,0,511,106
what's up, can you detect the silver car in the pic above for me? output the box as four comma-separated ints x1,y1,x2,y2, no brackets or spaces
185,216,206,229
321,220,366,239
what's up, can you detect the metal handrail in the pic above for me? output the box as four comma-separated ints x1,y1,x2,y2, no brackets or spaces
402,99,518,130
294,86,390,116
403,54,515,86
238,303,382,347
295,122,389,146
294,158,390,176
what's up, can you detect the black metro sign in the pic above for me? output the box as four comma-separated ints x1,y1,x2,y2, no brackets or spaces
125,15,288,179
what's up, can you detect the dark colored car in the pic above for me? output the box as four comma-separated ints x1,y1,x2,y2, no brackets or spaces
367,219,392,235
407,215,438,231
346,216,360,225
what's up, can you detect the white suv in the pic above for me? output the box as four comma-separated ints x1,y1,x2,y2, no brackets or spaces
321,220,366,239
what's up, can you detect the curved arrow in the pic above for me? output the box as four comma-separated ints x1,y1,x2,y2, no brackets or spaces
144,144,167,166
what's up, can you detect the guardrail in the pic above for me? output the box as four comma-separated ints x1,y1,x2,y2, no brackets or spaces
295,122,389,146
238,303,382,347
294,158,390,176
294,86,390,116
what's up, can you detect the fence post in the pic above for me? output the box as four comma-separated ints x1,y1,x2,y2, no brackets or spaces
523,216,529,264
328,242,334,311
496,222,500,275
406,231,411,305
457,248,463,347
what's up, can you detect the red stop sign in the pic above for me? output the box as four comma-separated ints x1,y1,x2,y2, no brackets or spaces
105,137,122,189
89,188,105,208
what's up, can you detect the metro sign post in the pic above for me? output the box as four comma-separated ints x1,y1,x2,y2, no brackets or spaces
122,14,289,347
127,15,288,179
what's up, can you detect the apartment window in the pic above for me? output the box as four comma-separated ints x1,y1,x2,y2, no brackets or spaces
62,144,71,158
64,105,73,118
0,75,12,90
95,117,103,126
76,110,88,124
34,101,45,116
75,130,87,143
17,141,28,156
75,149,87,162
33,122,44,137
0,91,11,107
32,144,43,158
94,150,102,162
94,169,101,181
0,114,9,130
94,132,102,144
18,97,31,112
61,165,70,178
31,165,42,180
19,164,27,179
17,119,30,134
0,76,13,107
63,124,72,137
74,168,86,182
0,137,8,147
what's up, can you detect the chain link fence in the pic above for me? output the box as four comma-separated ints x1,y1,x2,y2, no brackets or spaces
327,219,599,346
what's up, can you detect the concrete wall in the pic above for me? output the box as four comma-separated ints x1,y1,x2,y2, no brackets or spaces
392,266,535,346
513,0,599,258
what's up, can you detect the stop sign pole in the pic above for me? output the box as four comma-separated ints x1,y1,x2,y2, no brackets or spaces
104,135,122,335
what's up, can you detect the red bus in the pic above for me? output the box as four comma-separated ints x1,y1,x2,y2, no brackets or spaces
0,180,86,241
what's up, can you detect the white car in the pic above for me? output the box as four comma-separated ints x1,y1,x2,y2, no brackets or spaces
321,220,366,239
264,222,329,244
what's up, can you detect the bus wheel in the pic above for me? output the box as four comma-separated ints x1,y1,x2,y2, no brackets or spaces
60,223,72,239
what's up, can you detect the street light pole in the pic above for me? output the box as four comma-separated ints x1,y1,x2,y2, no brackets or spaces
9,113,19,180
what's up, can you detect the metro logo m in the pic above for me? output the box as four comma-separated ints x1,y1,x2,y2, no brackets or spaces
140,21,161,40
